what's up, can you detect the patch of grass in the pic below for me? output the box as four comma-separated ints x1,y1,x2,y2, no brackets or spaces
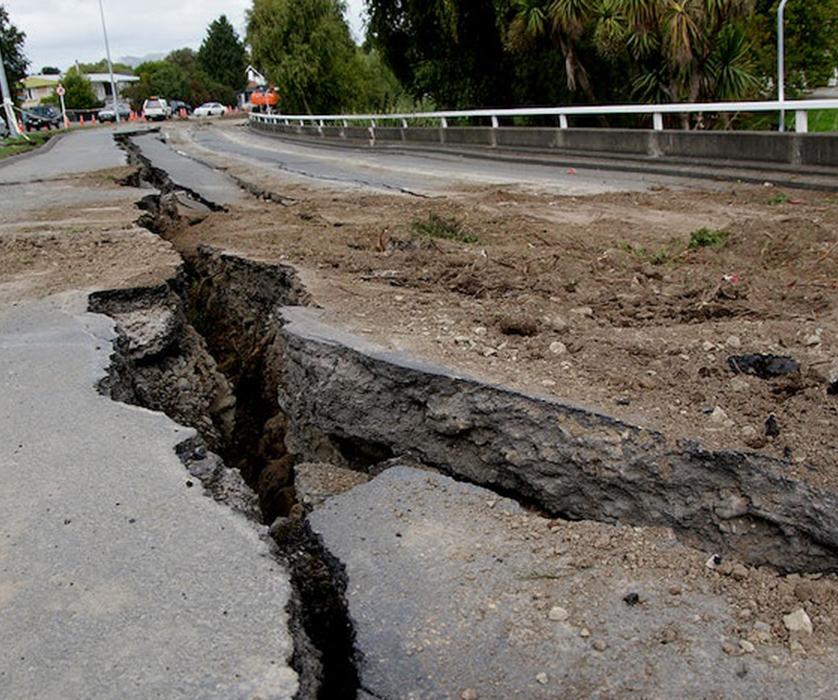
688,227,730,249
768,192,789,206
808,109,838,133
411,212,478,244
0,131,53,160
619,241,672,265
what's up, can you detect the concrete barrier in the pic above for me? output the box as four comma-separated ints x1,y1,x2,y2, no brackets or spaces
252,122,838,168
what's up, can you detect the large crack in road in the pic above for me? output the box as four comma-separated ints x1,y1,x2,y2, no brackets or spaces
80,129,838,698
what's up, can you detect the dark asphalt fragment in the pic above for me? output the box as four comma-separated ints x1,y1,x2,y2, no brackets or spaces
728,354,800,380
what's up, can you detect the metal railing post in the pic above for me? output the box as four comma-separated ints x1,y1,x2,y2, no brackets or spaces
795,110,808,133
778,0,790,132
440,117,448,129
653,113,664,131
559,114,568,129
491,115,499,129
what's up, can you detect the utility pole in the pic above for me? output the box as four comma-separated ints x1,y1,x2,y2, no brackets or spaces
778,0,790,132
0,40,22,137
98,0,120,124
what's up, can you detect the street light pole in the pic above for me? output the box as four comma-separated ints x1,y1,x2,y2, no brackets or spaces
778,0,790,132
98,0,121,124
0,40,22,137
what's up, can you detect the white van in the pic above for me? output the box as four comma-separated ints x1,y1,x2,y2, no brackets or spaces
142,97,170,122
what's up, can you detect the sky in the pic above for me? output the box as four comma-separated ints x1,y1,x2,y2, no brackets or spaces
4,0,367,72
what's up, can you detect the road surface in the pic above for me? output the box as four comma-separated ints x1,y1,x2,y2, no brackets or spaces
185,122,695,196
0,130,299,699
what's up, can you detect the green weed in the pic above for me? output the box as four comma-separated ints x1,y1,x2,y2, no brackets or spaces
411,213,478,244
619,241,671,265
688,227,730,249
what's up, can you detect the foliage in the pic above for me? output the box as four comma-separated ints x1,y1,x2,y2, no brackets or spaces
198,15,248,92
748,0,838,95
353,47,407,112
365,0,776,115
367,0,515,108
124,61,188,106
76,59,134,75
56,68,99,109
122,47,238,109
412,213,478,243
248,0,367,114
0,5,28,100
620,240,672,265
688,228,730,249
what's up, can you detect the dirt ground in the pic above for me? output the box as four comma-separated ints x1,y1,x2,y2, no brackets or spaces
165,134,837,490
0,167,179,305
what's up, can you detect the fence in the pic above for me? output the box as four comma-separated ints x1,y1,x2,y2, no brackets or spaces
250,98,838,134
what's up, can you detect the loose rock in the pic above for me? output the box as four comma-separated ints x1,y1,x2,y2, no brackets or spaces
783,608,813,635
548,606,569,622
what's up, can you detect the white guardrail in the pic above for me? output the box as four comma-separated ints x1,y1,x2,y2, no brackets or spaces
251,99,838,134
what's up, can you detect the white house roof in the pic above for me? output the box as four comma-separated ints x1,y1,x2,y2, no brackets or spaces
85,73,139,84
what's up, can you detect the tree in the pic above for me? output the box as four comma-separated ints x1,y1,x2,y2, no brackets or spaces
198,15,247,92
367,0,514,108
122,49,238,108
507,0,598,101
77,59,134,75
748,0,838,95
0,4,28,99
248,0,362,113
123,60,188,107
41,66,60,75
353,47,407,112
58,68,99,109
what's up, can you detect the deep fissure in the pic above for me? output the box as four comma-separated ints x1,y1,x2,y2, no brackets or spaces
91,135,363,699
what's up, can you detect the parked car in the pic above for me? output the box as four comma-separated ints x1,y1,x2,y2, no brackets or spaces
168,100,192,117
194,102,226,118
98,102,132,123
142,97,170,121
22,105,62,131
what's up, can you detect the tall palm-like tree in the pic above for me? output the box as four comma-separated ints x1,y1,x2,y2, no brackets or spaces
508,0,598,101
508,0,758,119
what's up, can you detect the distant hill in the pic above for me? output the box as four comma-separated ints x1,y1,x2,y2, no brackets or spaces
117,54,166,68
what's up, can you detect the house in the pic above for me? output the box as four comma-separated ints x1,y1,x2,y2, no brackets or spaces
85,73,139,103
21,76,59,107
20,72,139,108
